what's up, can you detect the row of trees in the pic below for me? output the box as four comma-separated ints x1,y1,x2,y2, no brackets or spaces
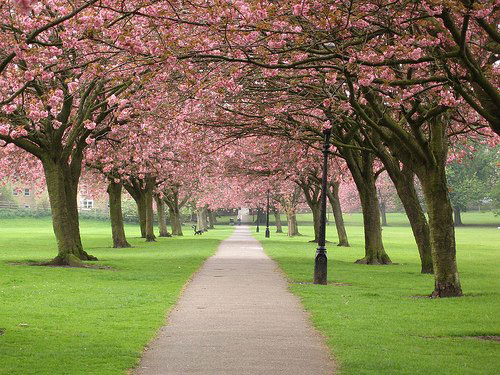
0,0,498,297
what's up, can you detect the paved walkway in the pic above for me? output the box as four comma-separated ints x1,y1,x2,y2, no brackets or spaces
134,226,335,374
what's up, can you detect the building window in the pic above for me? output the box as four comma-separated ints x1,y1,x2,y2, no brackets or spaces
24,188,30,196
12,189,18,196
82,199,94,210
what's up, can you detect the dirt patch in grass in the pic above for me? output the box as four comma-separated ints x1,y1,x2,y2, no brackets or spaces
0,328,5,336
292,281,353,286
419,335,500,342
7,261,114,270
463,335,500,342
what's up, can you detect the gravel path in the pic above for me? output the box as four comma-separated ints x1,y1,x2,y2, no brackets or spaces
134,226,335,374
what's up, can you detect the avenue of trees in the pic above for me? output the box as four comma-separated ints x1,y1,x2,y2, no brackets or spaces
0,0,498,297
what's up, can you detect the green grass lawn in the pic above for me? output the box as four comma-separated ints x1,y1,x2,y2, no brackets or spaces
0,218,233,375
256,211,500,375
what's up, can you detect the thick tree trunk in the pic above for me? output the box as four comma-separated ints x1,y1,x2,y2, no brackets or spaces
273,209,283,233
197,206,208,231
286,209,300,236
169,207,184,236
419,168,463,297
42,157,97,265
202,207,209,230
144,184,156,242
379,201,388,226
136,194,147,238
371,133,432,273
208,209,215,229
356,182,392,264
155,196,171,237
327,181,349,247
343,150,391,265
392,168,433,274
108,181,131,248
453,206,463,226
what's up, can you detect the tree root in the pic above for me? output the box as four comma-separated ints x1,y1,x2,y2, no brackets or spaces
355,255,392,265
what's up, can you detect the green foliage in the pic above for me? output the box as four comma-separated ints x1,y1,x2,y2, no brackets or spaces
257,212,500,375
0,218,232,375
0,208,51,219
446,145,500,211
0,185,16,206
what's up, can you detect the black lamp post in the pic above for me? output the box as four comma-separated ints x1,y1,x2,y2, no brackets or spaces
256,207,260,233
314,127,331,285
265,189,270,238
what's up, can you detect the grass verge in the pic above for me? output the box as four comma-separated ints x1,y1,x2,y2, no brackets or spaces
256,212,500,375
0,217,232,375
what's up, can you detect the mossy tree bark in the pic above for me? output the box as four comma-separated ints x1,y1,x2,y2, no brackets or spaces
353,88,462,296
42,156,98,265
326,179,349,247
169,206,184,236
208,209,215,229
370,134,433,273
273,208,283,233
144,178,156,242
164,187,188,236
343,148,391,264
393,168,433,273
107,180,131,248
419,165,462,296
155,196,171,237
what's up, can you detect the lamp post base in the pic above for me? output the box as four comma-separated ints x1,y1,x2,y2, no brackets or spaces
256,226,259,233
265,228,270,238
314,250,327,285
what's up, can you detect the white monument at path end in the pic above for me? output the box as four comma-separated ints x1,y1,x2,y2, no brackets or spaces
237,208,252,224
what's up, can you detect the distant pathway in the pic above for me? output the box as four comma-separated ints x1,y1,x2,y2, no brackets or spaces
134,226,335,374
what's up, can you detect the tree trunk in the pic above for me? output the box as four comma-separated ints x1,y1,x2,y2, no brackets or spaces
286,209,300,236
327,181,349,247
391,168,433,274
371,132,433,273
419,167,463,297
273,209,283,233
42,157,97,265
453,206,463,226
155,196,171,237
379,201,388,226
208,209,215,229
123,180,148,238
197,206,208,231
344,150,391,264
144,181,156,242
298,180,322,242
108,180,131,248
310,203,321,242
356,181,392,264
202,206,209,230
169,206,184,236
136,194,147,238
